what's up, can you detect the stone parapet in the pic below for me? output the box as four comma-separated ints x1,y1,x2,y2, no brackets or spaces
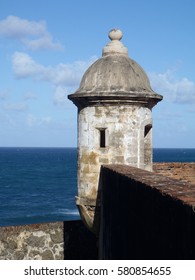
0,220,98,260
99,164,195,259
153,162,195,186
0,222,63,260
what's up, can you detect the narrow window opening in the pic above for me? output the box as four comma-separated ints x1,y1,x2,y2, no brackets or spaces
100,129,106,148
144,124,152,137
144,123,152,169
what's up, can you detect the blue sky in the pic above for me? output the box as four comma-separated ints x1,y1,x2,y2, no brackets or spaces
0,0,194,148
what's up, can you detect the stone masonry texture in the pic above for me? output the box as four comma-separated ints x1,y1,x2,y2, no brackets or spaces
0,220,98,260
0,222,64,260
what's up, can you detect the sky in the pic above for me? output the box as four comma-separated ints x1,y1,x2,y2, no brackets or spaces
0,0,194,148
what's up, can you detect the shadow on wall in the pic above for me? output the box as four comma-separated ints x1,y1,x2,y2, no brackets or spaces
99,165,195,260
63,220,98,260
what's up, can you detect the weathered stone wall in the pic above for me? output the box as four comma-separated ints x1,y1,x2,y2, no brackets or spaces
78,105,152,201
0,220,98,260
99,164,195,259
0,222,63,260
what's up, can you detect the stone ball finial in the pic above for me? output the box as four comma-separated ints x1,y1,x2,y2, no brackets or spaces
108,29,123,41
103,28,128,56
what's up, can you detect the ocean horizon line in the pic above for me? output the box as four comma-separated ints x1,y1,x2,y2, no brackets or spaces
0,146,194,149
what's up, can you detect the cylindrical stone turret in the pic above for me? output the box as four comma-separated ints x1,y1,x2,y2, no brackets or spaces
68,29,163,233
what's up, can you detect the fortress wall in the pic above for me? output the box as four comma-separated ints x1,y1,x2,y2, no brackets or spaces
99,164,195,259
0,220,98,260
1,163,194,260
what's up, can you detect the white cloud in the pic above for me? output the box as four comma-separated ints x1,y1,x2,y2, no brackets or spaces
12,52,51,79
53,86,68,106
22,35,62,51
26,114,52,127
12,51,96,86
11,52,96,108
0,15,45,37
149,70,195,104
0,15,62,50
26,114,67,131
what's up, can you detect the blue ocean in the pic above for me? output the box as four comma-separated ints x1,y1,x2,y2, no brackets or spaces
0,147,195,227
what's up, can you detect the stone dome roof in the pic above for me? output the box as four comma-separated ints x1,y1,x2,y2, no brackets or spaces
68,29,162,108
78,55,153,94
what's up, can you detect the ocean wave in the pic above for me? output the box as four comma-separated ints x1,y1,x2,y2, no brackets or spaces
55,209,80,216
